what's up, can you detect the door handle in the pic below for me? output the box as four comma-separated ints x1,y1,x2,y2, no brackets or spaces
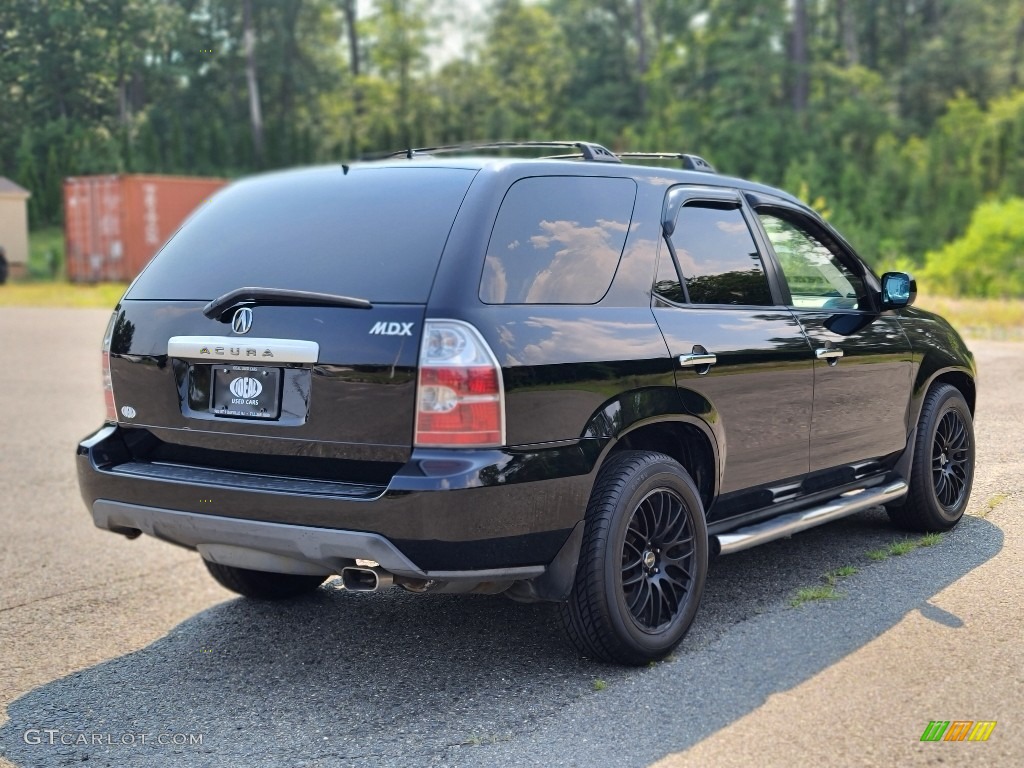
679,352,717,368
815,347,844,364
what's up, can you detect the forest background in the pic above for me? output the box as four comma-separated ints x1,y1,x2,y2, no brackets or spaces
2,0,1023,301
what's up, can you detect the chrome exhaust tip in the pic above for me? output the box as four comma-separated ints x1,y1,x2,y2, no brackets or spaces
341,566,395,592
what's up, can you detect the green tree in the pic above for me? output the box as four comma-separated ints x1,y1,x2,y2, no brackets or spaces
921,198,1024,297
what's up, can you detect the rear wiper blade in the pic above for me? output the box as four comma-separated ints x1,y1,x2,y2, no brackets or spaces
203,287,373,320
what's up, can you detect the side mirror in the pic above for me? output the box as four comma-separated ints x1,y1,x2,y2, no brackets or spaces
880,272,916,310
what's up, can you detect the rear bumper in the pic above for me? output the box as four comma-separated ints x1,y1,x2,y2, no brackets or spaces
77,425,599,575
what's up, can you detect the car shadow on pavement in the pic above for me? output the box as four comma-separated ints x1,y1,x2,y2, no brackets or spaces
0,509,1004,768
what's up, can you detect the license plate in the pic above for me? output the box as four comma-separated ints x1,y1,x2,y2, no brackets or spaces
211,365,282,420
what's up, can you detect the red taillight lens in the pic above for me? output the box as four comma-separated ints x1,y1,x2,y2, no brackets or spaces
102,313,117,423
415,321,505,447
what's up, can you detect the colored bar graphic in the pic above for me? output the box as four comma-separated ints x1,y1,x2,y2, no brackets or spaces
921,721,949,742
920,720,997,742
944,721,973,741
967,722,997,742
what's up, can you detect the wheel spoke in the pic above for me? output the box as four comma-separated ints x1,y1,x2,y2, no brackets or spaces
663,566,691,590
622,569,645,587
929,408,972,509
620,488,700,631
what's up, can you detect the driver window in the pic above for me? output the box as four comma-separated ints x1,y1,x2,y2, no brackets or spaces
758,212,865,310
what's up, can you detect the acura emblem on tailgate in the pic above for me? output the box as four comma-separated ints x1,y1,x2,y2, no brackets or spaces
231,307,254,335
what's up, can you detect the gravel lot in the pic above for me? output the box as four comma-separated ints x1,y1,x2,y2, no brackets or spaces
0,308,1019,767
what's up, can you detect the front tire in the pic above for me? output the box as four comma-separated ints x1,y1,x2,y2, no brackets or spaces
559,451,708,666
204,560,327,599
888,383,975,532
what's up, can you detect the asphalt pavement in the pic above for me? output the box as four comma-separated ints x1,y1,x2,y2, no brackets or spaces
0,307,1020,767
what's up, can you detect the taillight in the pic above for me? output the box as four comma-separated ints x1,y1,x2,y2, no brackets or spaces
415,320,505,447
102,312,117,423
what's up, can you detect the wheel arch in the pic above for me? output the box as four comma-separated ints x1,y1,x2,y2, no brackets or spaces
599,417,719,511
895,365,976,482
580,386,722,511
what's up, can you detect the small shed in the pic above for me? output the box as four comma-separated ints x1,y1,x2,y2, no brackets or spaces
0,177,31,280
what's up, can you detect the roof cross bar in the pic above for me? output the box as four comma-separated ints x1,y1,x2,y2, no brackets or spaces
374,141,622,164
616,153,717,173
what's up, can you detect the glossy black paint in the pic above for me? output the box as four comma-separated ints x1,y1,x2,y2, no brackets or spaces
78,155,977,580
791,310,912,472
108,301,424,465
77,426,597,570
653,305,814,507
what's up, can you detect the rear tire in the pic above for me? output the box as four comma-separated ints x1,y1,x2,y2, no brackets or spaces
559,451,708,666
888,383,975,532
203,560,327,599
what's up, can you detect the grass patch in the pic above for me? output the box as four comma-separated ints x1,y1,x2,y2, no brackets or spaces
789,584,840,608
27,227,65,280
867,533,945,562
463,732,511,747
0,281,127,308
824,565,859,585
975,492,1008,519
917,295,1024,341
887,539,917,557
593,679,607,691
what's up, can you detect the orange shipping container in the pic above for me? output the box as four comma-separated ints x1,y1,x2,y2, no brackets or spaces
64,174,227,282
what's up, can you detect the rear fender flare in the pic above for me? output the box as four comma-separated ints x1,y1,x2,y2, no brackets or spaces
581,386,723,503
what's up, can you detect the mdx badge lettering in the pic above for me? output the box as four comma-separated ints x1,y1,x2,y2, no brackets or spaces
369,321,414,336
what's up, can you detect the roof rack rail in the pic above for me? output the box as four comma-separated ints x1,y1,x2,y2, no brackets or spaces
371,141,622,164
616,153,717,173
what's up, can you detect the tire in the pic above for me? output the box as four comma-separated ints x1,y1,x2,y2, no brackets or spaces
203,559,327,600
559,450,708,666
888,383,975,532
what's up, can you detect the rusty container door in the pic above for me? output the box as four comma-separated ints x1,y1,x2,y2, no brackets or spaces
120,175,227,281
65,174,227,283
64,176,124,282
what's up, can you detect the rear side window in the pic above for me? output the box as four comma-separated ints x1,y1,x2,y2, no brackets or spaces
127,166,476,303
668,204,773,306
479,176,636,304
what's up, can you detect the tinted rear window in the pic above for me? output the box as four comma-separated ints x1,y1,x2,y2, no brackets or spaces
127,166,476,302
669,204,773,306
479,176,636,304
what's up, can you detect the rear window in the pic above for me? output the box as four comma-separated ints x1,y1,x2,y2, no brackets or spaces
479,176,636,304
127,166,476,303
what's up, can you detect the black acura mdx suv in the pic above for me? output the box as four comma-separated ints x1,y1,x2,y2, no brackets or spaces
78,142,977,665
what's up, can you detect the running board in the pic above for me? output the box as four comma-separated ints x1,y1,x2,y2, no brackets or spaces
714,479,908,555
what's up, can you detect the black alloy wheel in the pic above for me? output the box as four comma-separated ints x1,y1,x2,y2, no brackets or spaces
889,383,975,532
621,488,697,632
560,450,708,665
931,408,971,509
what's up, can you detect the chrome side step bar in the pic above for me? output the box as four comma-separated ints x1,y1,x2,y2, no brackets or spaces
714,479,909,555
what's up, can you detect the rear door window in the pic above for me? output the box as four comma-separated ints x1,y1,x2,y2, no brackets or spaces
479,176,637,304
126,166,476,303
666,203,773,306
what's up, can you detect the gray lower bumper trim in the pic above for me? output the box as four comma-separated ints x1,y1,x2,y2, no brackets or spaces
92,500,547,582
93,500,426,578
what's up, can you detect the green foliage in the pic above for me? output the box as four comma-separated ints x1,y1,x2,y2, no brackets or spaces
921,198,1024,297
1,0,1023,296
